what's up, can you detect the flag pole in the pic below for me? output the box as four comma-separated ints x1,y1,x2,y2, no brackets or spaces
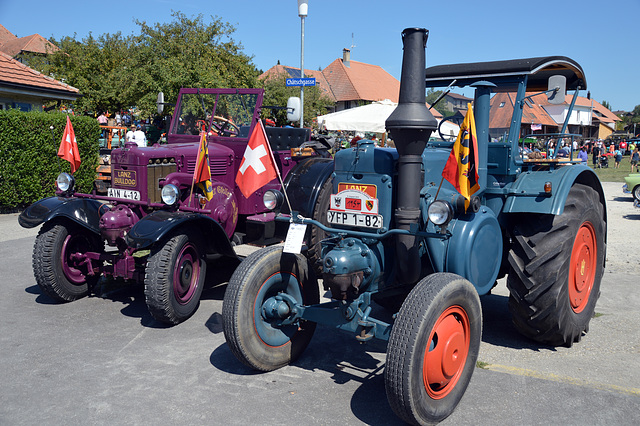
258,119,294,215
188,131,204,208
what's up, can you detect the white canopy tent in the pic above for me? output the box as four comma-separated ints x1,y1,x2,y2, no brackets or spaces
317,99,459,139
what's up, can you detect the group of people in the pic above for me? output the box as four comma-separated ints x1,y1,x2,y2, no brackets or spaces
125,125,147,147
589,139,639,171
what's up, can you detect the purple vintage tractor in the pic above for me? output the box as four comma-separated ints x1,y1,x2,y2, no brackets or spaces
19,88,332,324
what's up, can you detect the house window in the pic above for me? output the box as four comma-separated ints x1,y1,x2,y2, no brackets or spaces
12,102,31,112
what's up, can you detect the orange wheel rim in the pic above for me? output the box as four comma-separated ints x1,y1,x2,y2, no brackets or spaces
422,305,470,399
569,222,597,313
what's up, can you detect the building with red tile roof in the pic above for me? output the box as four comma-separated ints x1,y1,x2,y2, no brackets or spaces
489,91,620,141
0,51,80,111
260,48,400,113
0,24,60,58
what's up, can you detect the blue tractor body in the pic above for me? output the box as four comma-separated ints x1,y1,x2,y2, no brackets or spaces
222,28,607,425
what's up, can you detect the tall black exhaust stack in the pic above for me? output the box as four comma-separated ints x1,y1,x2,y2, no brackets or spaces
385,28,437,285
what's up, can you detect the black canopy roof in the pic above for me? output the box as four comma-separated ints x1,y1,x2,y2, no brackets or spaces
424,56,586,92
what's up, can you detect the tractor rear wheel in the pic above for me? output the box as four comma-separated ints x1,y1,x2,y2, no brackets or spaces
144,229,206,325
307,177,333,275
222,246,319,371
33,221,101,302
507,183,605,346
385,273,482,425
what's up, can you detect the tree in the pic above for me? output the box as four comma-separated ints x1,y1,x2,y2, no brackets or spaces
129,11,260,117
601,100,611,110
426,89,454,117
28,12,260,117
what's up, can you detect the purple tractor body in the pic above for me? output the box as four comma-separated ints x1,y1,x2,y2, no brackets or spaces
19,88,324,324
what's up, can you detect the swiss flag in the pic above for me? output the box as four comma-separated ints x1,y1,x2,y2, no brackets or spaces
57,116,81,173
236,120,279,198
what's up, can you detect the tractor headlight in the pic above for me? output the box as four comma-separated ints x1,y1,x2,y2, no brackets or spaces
263,190,284,211
161,184,180,206
428,200,453,226
56,173,75,193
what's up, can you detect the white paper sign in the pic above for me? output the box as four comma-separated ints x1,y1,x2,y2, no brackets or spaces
282,223,308,254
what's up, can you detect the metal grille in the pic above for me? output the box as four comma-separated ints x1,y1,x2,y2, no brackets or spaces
186,157,228,175
147,164,177,203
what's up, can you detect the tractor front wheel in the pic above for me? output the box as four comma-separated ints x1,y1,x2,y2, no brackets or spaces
33,221,101,302
385,273,482,425
222,246,319,371
507,183,605,346
144,229,206,325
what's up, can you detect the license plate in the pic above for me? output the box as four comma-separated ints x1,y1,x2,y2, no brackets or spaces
108,188,141,201
327,210,382,229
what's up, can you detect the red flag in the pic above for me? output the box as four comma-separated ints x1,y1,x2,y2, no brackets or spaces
236,120,279,198
57,116,81,173
193,131,213,200
442,103,480,211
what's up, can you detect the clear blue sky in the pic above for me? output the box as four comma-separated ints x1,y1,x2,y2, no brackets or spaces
2,0,638,111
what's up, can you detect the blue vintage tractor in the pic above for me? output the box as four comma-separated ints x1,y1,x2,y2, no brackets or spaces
222,28,606,424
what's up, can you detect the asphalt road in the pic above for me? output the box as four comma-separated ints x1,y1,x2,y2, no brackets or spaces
0,182,638,425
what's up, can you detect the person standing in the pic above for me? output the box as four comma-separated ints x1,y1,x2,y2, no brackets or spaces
97,112,108,126
133,125,147,147
577,145,588,165
592,142,601,168
125,124,136,143
631,148,640,173
614,147,622,169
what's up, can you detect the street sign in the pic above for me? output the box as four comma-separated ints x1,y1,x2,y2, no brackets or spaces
286,77,316,87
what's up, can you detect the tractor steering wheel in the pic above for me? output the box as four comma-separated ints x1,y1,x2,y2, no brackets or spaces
437,115,461,141
211,115,240,137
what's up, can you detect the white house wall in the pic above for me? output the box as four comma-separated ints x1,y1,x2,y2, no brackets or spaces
543,104,592,126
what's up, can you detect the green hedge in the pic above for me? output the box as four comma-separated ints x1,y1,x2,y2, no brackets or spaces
0,110,100,210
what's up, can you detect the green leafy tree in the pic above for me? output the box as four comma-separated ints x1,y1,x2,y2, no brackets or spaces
601,100,611,110
129,11,260,117
28,12,260,118
426,89,454,117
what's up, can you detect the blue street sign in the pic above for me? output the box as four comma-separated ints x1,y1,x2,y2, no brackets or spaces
286,77,316,87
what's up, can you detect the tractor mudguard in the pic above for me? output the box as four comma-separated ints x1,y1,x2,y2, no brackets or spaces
423,205,502,296
125,210,237,258
282,156,334,217
503,165,605,216
18,196,104,234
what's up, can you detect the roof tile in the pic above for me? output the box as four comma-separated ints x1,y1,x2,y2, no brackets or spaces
0,51,78,94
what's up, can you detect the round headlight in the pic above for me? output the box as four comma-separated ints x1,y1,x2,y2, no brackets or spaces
56,173,75,193
428,200,453,226
161,184,180,205
263,190,284,210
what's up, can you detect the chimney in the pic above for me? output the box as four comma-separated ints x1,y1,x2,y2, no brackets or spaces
342,48,350,68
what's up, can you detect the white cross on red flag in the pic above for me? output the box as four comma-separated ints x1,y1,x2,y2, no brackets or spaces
235,120,279,198
57,116,81,173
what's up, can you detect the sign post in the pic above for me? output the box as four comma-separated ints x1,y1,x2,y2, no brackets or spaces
286,78,316,87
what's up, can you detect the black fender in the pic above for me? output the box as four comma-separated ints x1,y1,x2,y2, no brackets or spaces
125,210,237,259
283,156,334,217
18,196,105,234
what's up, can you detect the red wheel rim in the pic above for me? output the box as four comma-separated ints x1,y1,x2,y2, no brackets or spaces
422,305,470,399
568,222,597,313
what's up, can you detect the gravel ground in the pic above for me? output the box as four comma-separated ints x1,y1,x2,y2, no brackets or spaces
600,181,640,275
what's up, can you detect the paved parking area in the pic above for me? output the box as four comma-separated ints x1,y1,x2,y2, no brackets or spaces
0,182,638,425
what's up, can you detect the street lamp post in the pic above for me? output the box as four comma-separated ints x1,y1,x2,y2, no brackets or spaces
298,0,308,129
